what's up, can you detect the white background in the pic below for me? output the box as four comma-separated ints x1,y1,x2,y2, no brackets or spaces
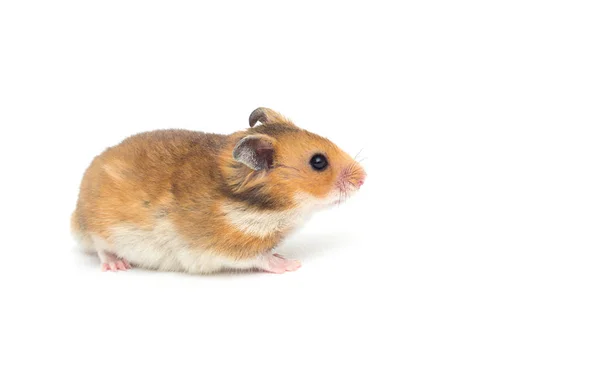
1,1,599,369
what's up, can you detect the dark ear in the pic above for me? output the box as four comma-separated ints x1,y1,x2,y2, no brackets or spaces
249,107,296,127
232,135,276,171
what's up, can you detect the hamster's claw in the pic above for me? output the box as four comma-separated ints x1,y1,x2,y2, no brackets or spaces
262,253,302,274
98,251,132,272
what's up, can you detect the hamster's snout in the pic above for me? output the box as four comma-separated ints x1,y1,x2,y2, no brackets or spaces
337,163,366,191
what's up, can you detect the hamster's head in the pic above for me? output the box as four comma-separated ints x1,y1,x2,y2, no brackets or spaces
225,107,366,211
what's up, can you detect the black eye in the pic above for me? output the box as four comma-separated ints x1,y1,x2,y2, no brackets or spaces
310,154,328,171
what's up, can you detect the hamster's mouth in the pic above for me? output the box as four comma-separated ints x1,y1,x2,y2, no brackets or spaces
331,186,361,206
296,185,362,209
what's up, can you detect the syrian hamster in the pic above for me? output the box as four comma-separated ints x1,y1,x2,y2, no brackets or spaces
71,108,366,274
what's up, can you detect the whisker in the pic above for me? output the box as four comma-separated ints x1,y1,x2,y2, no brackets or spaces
354,148,364,160
274,164,301,172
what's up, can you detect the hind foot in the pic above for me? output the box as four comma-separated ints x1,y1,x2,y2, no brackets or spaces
98,250,132,272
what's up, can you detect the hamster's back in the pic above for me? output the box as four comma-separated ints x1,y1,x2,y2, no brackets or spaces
71,129,225,245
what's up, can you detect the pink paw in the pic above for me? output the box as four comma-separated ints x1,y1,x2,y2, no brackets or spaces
98,251,132,272
263,253,302,274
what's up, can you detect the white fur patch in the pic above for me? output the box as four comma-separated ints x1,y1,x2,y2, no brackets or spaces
84,220,266,274
221,204,302,238
221,191,344,238
221,193,329,238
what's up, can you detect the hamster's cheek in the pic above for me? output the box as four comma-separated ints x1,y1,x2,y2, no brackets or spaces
294,171,337,199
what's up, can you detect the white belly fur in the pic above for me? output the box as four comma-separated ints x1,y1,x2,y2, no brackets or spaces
90,220,259,274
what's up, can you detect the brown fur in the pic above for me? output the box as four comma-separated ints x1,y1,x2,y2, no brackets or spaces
72,109,366,263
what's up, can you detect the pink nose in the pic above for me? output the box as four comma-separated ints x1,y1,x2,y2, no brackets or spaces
357,179,365,188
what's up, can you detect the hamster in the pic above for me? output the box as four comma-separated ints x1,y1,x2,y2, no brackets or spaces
71,107,366,274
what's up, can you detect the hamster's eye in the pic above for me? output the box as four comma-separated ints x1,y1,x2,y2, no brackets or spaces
310,154,328,171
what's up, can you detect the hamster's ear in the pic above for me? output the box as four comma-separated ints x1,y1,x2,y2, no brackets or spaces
249,107,296,128
232,134,276,171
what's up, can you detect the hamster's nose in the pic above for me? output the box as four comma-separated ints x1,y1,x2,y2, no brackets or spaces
356,174,366,188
